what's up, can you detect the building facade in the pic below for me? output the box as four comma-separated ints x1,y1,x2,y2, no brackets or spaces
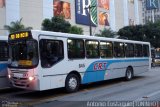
142,0,160,24
0,0,142,36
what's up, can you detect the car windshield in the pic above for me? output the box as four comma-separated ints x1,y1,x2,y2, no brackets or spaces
9,40,38,68
155,55,160,59
155,52,160,59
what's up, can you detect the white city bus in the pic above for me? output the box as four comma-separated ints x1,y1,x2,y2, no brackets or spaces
0,36,9,88
8,30,151,92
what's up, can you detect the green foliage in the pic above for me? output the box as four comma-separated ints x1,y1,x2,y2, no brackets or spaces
42,16,84,34
118,25,145,41
118,23,160,48
42,16,71,33
4,18,32,33
69,26,83,34
144,21,160,48
95,28,116,38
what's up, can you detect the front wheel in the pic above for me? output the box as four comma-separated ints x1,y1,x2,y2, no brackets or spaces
151,63,155,67
65,74,80,93
125,67,133,81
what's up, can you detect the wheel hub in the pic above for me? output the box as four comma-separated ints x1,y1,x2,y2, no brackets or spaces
127,70,132,79
68,77,77,90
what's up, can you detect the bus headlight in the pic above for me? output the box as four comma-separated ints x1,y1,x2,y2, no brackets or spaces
154,59,157,62
29,76,35,81
8,74,11,79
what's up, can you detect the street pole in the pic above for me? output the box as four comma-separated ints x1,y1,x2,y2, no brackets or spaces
85,5,96,36
88,5,92,36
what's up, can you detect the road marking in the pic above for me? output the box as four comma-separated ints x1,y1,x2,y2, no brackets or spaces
135,90,160,101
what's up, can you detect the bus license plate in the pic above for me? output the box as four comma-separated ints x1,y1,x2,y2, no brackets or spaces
13,73,23,78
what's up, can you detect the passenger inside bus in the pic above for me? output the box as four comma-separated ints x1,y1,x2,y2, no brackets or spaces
40,40,64,68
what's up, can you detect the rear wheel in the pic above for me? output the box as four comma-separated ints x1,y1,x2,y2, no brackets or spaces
125,67,133,81
65,74,80,93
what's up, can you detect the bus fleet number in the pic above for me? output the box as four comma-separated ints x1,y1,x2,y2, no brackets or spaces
79,64,85,68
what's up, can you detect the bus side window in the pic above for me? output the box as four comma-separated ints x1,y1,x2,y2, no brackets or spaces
0,41,8,61
100,41,113,58
67,39,85,59
125,43,134,57
143,45,149,57
114,42,125,58
134,44,143,57
40,39,64,68
86,40,99,58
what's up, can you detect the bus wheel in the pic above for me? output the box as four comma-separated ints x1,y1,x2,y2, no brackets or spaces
65,74,80,93
125,67,133,81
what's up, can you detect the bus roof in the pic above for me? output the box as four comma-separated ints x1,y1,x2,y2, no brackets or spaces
17,30,151,45
0,35,8,41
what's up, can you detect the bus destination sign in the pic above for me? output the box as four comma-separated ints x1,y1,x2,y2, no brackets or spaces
9,32,31,40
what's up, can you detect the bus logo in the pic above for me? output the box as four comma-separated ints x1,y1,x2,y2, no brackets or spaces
93,62,107,71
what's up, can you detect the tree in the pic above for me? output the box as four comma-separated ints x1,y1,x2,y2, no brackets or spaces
4,18,32,33
42,16,71,33
144,22,160,48
42,16,84,34
69,26,83,34
118,25,145,41
118,23,160,48
95,28,116,38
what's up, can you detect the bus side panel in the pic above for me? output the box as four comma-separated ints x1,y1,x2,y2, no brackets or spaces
82,58,149,84
38,58,149,90
134,59,149,75
0,62,9,88
82,59,127,84
50,75,67,89
40,77,51,90
38,60,69,90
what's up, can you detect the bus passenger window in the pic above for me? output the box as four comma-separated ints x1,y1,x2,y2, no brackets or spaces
143,45,149,57
40,39,64,68
0,41,8,61
134,44,143,57
86,40,99,58
114,42,125,58
67,39,85,59
100,41,113,58
125,43,134,57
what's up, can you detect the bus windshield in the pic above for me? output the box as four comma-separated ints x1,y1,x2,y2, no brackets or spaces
9,40,38,68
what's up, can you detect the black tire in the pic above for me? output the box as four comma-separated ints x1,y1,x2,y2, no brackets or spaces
125,67,133,81
151,63,155,67
65,74,80,93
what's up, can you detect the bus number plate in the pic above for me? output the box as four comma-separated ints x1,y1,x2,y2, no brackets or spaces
13,73,23,78
79,64,85,68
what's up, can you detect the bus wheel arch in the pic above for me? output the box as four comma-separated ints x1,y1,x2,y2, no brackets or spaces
125,66,134,81
65,71,81,93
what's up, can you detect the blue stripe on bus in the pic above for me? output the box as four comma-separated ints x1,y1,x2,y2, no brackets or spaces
82,58,149,84
0,64,7,72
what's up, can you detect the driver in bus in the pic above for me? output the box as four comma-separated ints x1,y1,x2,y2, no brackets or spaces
43,43,58,67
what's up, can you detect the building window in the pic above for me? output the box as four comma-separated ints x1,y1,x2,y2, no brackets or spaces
142,13,145,17
143,19,145,23
128,0,134,4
